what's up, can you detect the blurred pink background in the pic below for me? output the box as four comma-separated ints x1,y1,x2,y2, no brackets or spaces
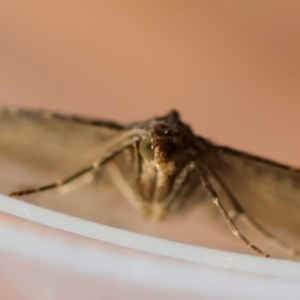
0,1,300,166
1,2,300,299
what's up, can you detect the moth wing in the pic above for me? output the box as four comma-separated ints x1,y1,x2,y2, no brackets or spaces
0,108,234,253
206,146,300,249
0,107,125,196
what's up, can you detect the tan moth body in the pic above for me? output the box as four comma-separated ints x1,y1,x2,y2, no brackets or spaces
1,106,300,259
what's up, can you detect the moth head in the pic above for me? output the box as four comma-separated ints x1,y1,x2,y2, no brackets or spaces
139,123,184,168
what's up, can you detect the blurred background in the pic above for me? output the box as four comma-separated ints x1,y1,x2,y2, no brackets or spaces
1,2,300,299
0,1,300,165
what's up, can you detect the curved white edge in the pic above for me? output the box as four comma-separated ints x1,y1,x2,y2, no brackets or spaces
0,193,299,281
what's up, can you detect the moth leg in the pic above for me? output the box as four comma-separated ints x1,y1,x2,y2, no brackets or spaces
9,141,134,197
104,161,155,219
131,143,153,217
196,166,269,257
116,142,153,217
152,162,196,219
207,167,300,260
9,165,96,196
237,213,300,260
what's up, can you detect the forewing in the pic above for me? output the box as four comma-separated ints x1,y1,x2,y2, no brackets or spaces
0,107,125,198
206,146,300,249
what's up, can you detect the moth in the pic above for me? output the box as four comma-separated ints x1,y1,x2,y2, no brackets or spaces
0,106,300,258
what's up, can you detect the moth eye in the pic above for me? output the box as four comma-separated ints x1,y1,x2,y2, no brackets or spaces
172,137,183,150
139,137,154,161
172,136,183,147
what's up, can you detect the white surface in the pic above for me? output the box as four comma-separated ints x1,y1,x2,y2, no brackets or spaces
0,193,300,299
